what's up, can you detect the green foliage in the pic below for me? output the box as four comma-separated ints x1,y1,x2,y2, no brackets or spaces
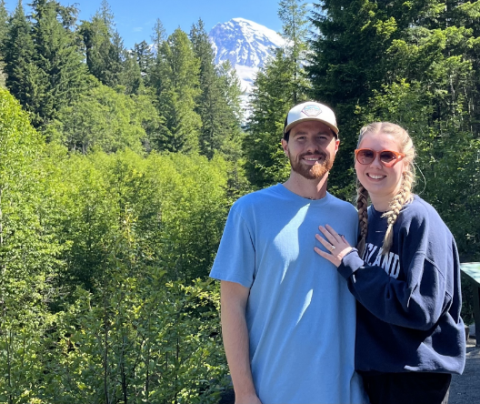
0,136,231,401
43,147,230,287
0,0,7,44
324,0,480,321
1,0,479,399
45,278,224,404
152,28,202,153
0,88,62,403
244,34,309,188
46,78,161,153
2,6,243,160
244,48,296,188
2,2,46,126
79,10,123,88
245,0,311,188
29,0,87,128
307,0,403,199
278,0,309,104
190,20,244,162
134,40,154,79
0,0,8,87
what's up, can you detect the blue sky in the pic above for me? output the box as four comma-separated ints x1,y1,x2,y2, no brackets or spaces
7,0,287,48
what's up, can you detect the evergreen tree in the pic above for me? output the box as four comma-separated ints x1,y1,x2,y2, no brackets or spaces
110,31,126,86
0,0,7,44
309,0,399,104
79,1,123,88
98,0,115,31
244,0,310,188
308,0,408,197
134,40,154,79
0,0,8,86
244,48,299,187
278,0,309,104
120,48,142,95
154,28,201,153
149,18,166,99
2,1,47,126
47,78,154,153
30,0,87,128
190,19,243,160
151,18,166,50
80,17,119,87
217,60,244,159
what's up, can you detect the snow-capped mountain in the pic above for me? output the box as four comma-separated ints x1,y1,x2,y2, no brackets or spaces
209,18,286,93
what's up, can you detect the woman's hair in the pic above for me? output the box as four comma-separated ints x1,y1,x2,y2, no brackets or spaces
356,122,416,256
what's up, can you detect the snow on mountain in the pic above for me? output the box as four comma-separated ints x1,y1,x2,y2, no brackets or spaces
209,18,286,94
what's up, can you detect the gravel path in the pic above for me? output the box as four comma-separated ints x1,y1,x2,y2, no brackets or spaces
450,337,480,404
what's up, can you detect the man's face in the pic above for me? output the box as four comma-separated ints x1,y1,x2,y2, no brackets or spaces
281,121,339,180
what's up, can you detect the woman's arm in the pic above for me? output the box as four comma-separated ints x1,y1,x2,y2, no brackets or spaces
315,223,451,331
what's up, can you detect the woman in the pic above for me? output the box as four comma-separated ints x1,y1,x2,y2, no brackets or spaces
314,122,466,404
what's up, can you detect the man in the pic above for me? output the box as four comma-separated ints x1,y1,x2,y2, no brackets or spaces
210,101,366,404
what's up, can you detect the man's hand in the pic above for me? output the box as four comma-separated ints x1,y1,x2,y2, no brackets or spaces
314,224,353,267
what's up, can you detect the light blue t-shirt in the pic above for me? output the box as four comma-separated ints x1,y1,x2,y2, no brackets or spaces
210,184,367,404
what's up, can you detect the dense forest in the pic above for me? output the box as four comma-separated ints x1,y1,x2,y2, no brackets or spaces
0,0,479,402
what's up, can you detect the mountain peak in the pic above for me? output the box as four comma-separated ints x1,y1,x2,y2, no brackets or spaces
209,18,286,93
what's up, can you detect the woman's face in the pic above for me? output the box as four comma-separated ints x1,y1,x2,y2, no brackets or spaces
355,132,407,209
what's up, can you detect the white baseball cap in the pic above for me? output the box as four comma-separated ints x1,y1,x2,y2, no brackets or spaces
283,101,339,137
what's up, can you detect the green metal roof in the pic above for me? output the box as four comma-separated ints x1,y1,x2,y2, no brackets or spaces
460,262,480,285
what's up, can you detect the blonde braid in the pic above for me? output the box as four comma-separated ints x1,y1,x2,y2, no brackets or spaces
381,169,415,255
356,181,369,256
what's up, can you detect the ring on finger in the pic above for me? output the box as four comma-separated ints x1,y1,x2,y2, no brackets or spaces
330,245,336,251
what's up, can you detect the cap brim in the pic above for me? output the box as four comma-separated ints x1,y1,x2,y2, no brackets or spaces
284,118,339,136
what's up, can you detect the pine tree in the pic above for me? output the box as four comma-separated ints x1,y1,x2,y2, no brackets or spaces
151,18,166,50
0,0,8,44
120,48,142,95
30,0,87,128
109,31,126,86
309,0,399,104
154,28,201,153
244,0,310,188
244,48,300,187
80,17,116,86
307,0,407,197
2,1,47,126
134,40,154,80
278,0,309,104
149,18,166,99
190,19,243,160
79,1,123,88
0,0,8,86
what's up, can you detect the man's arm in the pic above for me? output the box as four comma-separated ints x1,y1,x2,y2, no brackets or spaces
221,280,262,404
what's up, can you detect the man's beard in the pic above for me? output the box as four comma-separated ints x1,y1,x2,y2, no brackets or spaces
288,151,334,180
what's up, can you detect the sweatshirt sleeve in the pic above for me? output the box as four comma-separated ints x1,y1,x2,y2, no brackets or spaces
338,213,451,331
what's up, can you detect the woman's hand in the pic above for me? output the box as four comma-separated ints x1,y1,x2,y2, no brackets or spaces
314,224,353,267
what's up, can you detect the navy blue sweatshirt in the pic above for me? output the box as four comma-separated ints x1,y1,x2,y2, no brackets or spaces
338,195,466,374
